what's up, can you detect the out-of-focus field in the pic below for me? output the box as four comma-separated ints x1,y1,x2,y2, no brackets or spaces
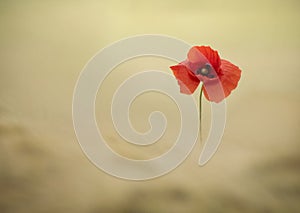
1,0,300,212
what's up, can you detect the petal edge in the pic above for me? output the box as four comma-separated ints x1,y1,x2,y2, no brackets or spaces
170,64,200,94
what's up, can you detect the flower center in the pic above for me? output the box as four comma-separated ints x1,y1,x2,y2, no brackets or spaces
199,67,209,75
196,63,215,78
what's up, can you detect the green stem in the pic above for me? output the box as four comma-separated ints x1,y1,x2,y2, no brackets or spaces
199,84,203,142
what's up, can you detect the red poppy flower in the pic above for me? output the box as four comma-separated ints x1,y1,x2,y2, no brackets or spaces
170,46,241,103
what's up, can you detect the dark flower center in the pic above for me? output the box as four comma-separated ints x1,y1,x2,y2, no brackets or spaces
196,64,215,78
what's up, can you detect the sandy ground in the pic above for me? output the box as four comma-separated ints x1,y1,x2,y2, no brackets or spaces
0,0,300,212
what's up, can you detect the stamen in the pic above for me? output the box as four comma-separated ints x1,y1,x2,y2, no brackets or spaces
196,63,212,76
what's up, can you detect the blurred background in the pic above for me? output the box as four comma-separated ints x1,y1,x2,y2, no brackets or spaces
0,0,300,212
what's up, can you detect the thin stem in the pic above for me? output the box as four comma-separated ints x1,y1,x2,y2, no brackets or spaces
199,84,203,143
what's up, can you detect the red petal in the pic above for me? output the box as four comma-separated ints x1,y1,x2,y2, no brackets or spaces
188,46,221,72
203,79,225,103
170,64,200,94
219,59,241,96
203,59,241,103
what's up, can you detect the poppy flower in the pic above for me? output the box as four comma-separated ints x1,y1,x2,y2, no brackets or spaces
170,46,241,103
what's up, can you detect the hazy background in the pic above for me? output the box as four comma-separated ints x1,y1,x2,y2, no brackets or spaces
1,0,300,212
